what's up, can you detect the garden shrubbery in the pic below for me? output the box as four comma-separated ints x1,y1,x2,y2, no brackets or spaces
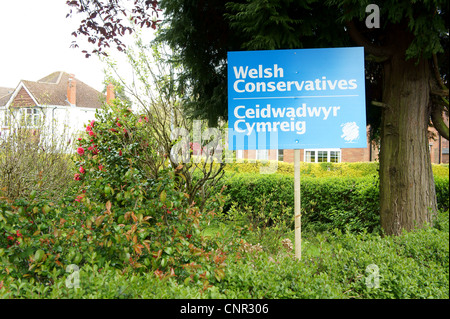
0,37,448,299
0,100,232,292
0,104,448,298
0,123,75,202
223,160,381,177
223,159,448,179
1,210,447,299
220,168,448,234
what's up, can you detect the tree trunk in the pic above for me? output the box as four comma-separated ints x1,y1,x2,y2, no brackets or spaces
379,33,438,236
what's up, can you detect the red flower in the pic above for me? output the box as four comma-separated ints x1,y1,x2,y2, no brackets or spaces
86,125,92,132
77,147,85,155
88,146,93,151
77,137,82,141
90,120,95,127
74,173,81,181
79,166,85,174
16,230,22,237
89,131,95,137
7,236,14,241
99,165,103,171
186,234,192,239
116,122,121,127
119,150,122,156
92,148,98,155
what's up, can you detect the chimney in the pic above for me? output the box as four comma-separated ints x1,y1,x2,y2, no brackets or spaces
106,83,115,105
67,74,76,106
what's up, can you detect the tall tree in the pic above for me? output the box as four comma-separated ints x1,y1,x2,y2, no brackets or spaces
67,0,449,236
329,1,449,235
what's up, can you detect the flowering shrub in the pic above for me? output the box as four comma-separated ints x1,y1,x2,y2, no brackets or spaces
0,99,230,289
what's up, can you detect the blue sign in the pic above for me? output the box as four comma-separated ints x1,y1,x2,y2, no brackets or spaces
227,47,367,150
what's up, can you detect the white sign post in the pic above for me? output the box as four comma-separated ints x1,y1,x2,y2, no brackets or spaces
294,149,301,259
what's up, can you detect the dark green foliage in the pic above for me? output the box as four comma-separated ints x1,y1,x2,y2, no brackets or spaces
156,0,247,125
2,211,447,298
155,0,448,126
434,176,449,212
221,173,448,234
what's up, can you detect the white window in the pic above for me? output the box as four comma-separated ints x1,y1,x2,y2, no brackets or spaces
304,149,341,163
256,149,269,161
278,149,284,162
19,108,41,127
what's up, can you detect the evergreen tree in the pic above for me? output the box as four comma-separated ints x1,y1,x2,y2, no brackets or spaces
68,0,449,235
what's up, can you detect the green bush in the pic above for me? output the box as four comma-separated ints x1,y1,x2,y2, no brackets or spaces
432,164,449,179
223,160,381,177
435,176,449,212
221,172,448,234
0,125,76,202
213,212,449,299
1,211,447,299
224,160,448,179
221,174,380,233
0,100,230,288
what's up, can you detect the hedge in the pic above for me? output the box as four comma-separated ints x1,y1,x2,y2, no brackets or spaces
223,161,448,179
220,172,449,234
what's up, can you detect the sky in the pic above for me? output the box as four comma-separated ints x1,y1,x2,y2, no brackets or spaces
0,0,152,92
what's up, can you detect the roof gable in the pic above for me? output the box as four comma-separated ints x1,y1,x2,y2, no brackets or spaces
3,71,105,109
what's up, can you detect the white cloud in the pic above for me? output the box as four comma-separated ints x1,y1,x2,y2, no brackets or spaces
0,0,149,92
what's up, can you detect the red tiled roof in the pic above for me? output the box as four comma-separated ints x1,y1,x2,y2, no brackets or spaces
3,71,105,109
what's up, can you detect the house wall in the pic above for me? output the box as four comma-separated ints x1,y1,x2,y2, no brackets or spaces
41,106,97,147
241,126,380,163
1,105,98,152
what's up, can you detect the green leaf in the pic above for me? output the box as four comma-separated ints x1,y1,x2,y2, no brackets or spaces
34,249,45,262
160,190,167,203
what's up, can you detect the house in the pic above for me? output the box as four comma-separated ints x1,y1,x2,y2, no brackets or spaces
428,116,450,164
0,71,114,146
236,122,448,164
235,125,379,164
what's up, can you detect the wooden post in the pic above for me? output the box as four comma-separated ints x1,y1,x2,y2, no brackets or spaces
294,149,301,259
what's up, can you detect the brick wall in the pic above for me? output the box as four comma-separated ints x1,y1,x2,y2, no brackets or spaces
281,146,376,163
341,147,370,162
237,125,448,164
428,114,449,164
